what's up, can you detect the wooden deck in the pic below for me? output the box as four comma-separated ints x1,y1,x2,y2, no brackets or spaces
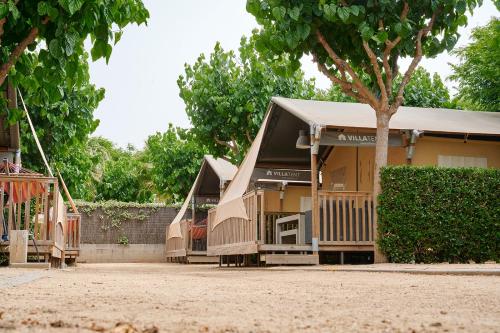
0,173,81,267
207,190,375,264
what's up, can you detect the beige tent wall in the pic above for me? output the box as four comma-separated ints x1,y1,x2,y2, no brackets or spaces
321,137,499,193
412,137,500,167
262,186,311,213
321,146,405,192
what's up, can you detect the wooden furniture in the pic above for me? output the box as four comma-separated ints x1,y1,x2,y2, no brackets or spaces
275,214,303,245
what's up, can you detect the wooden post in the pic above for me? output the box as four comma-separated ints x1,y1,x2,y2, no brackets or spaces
9,230,28,264
311,150,319,255
310,125,320,255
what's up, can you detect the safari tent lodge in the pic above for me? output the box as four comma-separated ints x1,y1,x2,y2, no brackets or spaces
166,155,237,263
207,97,500,265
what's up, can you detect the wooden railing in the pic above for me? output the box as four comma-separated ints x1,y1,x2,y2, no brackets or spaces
166,219,190,256
0,175,60,243
260,212,298,244
66,213,81,251
208,190,260,248
318,191,374,244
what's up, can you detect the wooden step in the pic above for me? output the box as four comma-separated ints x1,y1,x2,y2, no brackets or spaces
10,262,51,269
264,254,319,265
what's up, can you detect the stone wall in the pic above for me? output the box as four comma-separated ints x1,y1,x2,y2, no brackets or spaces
78,205,179,245
76,202,179,263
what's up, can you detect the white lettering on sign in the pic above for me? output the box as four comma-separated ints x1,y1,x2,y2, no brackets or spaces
320,131,402,147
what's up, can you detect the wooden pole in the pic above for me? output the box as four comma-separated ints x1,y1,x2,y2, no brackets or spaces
310,126,320,257
57,170,78,214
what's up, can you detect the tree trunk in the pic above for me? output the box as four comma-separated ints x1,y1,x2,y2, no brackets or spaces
373,110,390,263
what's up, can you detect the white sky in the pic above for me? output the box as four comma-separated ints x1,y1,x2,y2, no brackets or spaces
88,0,498,148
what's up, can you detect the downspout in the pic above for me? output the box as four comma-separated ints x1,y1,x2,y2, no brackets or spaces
406,129,424,164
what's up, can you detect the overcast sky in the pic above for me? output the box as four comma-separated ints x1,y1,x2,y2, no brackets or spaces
88,0,498,148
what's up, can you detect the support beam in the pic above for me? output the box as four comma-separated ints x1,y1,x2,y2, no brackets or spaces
310,125,321,257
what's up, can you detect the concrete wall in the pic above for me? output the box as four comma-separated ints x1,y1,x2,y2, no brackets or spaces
78,244,166,263
77,205,184,263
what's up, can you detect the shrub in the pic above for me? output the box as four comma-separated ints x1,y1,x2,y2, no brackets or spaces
378,166,500,263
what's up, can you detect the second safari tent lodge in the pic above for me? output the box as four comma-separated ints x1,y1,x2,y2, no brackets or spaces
206,97,500,265
166,155,237,263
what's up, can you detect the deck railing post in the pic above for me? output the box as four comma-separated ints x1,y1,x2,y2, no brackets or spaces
310,125,321,256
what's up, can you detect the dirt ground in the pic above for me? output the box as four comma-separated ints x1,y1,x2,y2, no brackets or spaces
0,263,498,333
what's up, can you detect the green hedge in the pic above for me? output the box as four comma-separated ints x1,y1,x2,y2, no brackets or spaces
378,166,500,263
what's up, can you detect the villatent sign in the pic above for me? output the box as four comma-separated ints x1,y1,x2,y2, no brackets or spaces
252,168,311,182
320,131,403,147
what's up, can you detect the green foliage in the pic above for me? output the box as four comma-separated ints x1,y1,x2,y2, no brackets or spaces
145,125,207,203
0,0,149,104
398,67,455,108
450,18,500,111
117,235,129,245
178,35,316,163
16,51,104,199
94,141,154,203
378,166,500,263
247,0,479,99
317,67,455,108
76,200,165,231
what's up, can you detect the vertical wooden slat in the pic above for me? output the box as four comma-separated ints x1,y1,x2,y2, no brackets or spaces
260,193,265,244
8,181,14,233
368,194,373,241
0,187,4,237
349,196,353,242
16,182,22,230
43,183,49,240
335,197,340,241
342,195,347,242
329,195,334,242
353,196,358,241
24,182,31,231
321,195,327,242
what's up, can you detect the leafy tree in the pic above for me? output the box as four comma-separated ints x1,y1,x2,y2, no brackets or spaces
247,0,480,261
450,18,499,111
178,35,316,163
0,0,148,116
145,125,207,203
94,140,154,203
17,51,104,198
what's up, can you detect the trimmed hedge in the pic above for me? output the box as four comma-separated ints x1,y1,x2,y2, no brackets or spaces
378,166,500,263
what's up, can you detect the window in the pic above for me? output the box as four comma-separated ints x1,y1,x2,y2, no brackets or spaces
438,155,487,168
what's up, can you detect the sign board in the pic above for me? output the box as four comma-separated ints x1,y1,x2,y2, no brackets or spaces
252,168,311,182
193,196,219,205
320,131,403,147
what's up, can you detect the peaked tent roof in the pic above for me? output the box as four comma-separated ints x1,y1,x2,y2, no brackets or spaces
212,97,500,228
167,155,237,239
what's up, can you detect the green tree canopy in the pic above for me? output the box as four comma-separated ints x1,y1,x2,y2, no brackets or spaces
93,139,154,203
247,0,481,225
145,125,207,203
0,0,148,113
450,18,499,111
178,35,316,163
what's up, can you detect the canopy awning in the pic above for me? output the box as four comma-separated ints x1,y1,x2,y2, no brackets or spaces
212,97,500,228
167,155,237,239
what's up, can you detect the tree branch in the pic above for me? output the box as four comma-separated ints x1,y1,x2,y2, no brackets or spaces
362,41,388,107
245,130,252,144
382,1,409,98
312,53,368,104
390,10,438,114
315,29,379,109
0,16,50,86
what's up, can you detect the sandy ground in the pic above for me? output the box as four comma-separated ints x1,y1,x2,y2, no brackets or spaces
0,263,498,333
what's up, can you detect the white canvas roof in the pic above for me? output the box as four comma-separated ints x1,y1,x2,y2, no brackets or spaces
212,97,500,228
167,155,237,239
272,97,500,135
